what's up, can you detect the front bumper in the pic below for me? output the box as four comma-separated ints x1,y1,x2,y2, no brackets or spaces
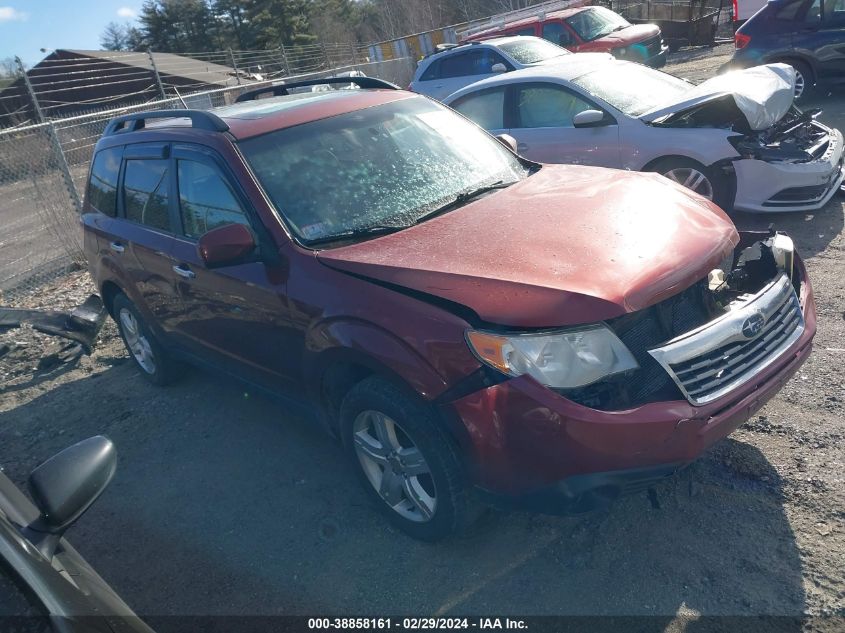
733,126,845,213
446,260,816,509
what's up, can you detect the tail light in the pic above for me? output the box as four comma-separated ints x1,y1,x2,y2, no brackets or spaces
732,0,738,21
735,32,751,49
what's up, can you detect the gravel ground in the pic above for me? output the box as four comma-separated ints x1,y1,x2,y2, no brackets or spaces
0,48,843,629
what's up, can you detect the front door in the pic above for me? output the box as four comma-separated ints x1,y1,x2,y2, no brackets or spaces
164,146,296,389
508,82,621,167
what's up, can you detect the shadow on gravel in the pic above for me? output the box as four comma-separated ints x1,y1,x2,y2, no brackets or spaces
0,367,808,627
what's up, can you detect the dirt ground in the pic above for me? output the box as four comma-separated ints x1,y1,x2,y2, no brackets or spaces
0,48,843,629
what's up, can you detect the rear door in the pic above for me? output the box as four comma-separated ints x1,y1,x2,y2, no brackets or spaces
815,0,845,81
509,82,621,166
110,143,182,330
165,144,296,389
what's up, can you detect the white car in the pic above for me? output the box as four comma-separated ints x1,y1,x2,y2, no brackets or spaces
409,36,592,102
444,57,844,213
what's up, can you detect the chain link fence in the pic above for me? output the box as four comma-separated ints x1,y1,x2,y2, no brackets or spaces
0,54,415,302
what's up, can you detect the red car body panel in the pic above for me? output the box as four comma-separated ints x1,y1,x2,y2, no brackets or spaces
317,165,739,328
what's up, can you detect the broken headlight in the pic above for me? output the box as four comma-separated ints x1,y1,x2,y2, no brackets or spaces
465,325,638,389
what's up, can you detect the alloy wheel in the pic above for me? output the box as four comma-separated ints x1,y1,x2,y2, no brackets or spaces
352,410,437,522
793,68,805,99
663,167,714,200
118,308,156,374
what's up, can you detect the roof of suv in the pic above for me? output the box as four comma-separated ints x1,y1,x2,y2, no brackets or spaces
118,88,414,142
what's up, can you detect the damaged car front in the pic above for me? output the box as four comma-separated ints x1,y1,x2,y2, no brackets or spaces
314,159,817,515
640,63,844,212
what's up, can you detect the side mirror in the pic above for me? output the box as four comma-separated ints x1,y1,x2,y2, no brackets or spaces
573,109,607,128
495,133,519,153
26,436,116,557
491,63,508,73
198,223,256,268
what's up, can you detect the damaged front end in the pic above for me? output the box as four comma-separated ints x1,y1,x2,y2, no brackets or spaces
642,63,845,211
563,231,810,410
728,108,845,211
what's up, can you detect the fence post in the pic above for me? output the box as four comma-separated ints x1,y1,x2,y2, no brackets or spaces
350,43,359,66
279,44,291,75
147,49,167,99
321,42,332,68
228,48,241,85
16,56,82,215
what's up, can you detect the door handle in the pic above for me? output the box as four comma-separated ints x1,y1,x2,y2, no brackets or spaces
172,264,196,280
109,241,125,253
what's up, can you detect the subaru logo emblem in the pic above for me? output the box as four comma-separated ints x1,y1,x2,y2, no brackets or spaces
742,313,765,338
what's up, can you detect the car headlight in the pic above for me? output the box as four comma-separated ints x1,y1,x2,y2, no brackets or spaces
771,232,794,281
613,47,628,58
465,325,639,389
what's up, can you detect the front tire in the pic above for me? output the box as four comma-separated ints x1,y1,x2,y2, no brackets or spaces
648,157,732,210
777,59,813,100
112,293,179,386
340,376,474,541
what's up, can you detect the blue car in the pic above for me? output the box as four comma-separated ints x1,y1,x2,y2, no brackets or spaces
727,0,845,98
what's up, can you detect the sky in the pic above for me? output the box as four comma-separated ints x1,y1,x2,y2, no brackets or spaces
0,1,143,66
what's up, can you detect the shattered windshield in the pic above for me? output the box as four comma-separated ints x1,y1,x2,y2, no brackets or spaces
239,96,527,246
572,64,692,116
566,7,631,41
496,38,571,64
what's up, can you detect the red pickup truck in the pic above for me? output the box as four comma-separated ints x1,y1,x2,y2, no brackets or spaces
466,5,668,67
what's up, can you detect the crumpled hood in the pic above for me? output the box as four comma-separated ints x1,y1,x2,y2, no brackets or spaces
317,165,739,328
641,63,796,131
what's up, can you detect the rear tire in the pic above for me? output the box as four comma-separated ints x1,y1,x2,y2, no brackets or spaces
112,293,179,386
340,376,476,541
647,157,732,211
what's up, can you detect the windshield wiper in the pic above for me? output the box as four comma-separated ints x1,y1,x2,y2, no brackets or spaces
412,180,515,225
305,224,405,247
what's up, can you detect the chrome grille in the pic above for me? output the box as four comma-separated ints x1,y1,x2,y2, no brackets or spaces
649,275,804,405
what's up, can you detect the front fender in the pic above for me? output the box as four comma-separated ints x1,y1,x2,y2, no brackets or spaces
303,318,450,401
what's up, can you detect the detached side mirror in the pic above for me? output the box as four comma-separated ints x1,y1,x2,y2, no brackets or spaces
491,63,508,73
495,133,519,153
198,223,256,268
26,436,116,558
573,109,608,128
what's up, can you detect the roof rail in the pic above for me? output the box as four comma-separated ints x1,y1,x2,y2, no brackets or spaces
235,77,399,103
103,109,229,135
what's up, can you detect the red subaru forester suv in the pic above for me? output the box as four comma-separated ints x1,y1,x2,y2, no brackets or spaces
82,78,815,541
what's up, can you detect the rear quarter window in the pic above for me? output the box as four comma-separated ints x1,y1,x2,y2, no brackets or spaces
87,146,123,217
420,59,440,81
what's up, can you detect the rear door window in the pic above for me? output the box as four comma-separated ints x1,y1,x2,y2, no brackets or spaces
439,51,486,77
772,0,805,19
123,159,171,232
420,59,440,81
451,87,507,130
87,146,122,217
824,0,845,22
176,160,251,239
